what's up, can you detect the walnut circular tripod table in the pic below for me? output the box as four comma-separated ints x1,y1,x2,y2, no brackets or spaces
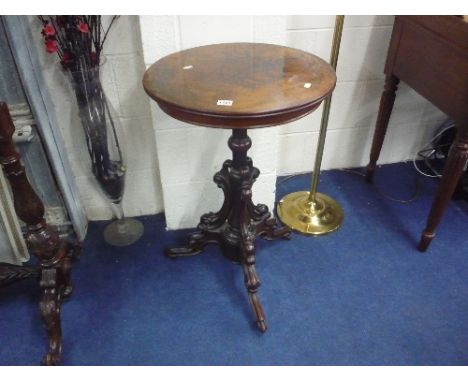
143,43,336,332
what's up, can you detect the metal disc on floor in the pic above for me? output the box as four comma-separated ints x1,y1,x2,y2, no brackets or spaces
277,191,343,235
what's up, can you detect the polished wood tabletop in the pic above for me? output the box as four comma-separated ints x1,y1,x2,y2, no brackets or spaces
143,43,336,128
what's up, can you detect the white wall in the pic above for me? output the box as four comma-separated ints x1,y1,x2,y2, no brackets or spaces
29,16,163,221
32,15,447,229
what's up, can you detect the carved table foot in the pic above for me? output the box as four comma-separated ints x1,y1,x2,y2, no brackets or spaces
257,217,292,241
40,268,62,366
166,231,223,258
39,242,75,366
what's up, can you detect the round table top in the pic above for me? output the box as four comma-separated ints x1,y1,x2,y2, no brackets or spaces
143,43,336,129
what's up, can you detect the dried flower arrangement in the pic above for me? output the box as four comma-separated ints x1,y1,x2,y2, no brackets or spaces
38,16,124,202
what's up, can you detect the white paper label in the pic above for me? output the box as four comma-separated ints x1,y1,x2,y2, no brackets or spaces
304,83,312,88
217,100,233,106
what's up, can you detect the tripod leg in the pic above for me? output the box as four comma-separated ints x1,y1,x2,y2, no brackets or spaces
39,268,62,366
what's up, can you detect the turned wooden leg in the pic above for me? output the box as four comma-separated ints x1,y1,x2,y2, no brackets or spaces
365,75,400,182
0,102,74,365
418,135,468,251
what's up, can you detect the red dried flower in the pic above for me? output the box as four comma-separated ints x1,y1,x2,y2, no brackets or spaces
45,39,58,53
42,23,55,37
77,22,89,33
61,50,72,68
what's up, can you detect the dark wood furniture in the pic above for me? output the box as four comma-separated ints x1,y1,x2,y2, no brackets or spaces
365,16,468,251
143,43,336,331
0,102,78,365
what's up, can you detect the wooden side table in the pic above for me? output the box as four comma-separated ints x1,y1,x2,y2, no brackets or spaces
143,43,336,331
365,16,468,251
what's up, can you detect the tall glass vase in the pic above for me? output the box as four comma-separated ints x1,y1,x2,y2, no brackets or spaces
69,67,144,246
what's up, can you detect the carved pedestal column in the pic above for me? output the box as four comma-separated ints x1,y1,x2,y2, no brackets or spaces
166,129,290,332
0,102,77,365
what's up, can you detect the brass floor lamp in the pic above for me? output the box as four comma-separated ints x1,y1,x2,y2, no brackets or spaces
277,15,345,235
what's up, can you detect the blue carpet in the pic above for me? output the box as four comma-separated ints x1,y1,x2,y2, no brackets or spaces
1,162,468,365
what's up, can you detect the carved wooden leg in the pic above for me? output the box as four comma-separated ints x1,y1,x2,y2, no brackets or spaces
166,230,222,258
39,268,62,366
61,244,74,298
0,102,75,365
242,259,267,332
418,136,468,251
165,160,232,258
0,263,40,287
256,217,292,240
39,242,77,365
365,75,400,182
246,190,291,239
245,159,291,240
240,187,267,332
198,160,232,230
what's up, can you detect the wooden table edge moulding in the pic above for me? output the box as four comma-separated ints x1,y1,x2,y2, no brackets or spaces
143,43,336,331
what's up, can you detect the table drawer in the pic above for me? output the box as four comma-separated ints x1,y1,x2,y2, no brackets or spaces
388,16,468,125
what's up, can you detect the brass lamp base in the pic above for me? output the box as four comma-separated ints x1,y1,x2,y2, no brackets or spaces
277,191,344,235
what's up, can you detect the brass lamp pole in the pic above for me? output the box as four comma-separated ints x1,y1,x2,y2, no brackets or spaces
277,15,345,235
